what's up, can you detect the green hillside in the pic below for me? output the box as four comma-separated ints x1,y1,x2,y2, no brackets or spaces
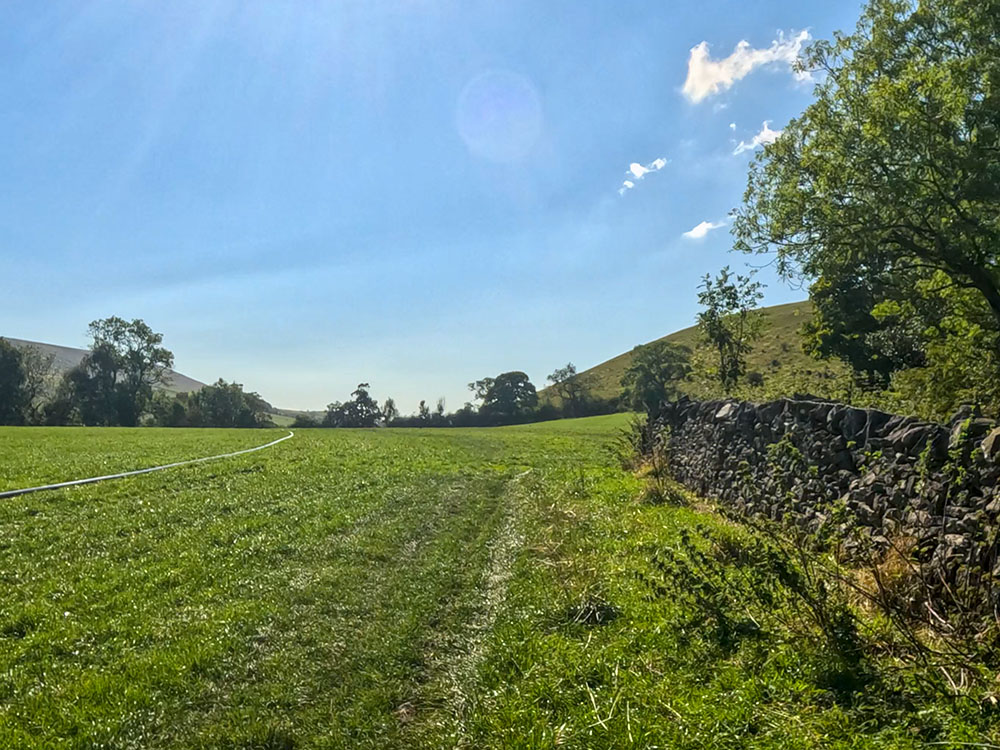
550,300,849,403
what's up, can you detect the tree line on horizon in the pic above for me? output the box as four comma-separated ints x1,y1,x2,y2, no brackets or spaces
291,367,621,429
0,318,274,428
0,317,625,429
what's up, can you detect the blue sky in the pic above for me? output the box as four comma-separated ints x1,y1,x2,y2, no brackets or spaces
1,0,864,412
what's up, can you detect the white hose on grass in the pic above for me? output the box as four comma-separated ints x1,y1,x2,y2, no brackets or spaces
0,430,295,499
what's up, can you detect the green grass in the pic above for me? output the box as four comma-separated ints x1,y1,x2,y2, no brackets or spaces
0,427,288,491
0,419,628,748
0,417,994,748
266,412,296,428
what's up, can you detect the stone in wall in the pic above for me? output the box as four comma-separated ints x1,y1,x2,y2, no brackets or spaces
653,396,1000,610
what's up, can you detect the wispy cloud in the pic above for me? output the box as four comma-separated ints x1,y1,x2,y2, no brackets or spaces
734,121,782,154
682,30,810,103
618,156,667,195
682,220,726,240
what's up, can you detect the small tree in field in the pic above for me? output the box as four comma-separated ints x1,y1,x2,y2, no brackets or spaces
19,345,56,424
382,397,399,425
697,267,765,392
546,362,587,417
322,383,380,427
188,380,271,428
621,341,691,414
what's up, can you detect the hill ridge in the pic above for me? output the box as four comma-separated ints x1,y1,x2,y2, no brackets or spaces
544,300,817,402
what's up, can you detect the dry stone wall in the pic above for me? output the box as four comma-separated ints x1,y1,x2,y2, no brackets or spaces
654,397,1000,597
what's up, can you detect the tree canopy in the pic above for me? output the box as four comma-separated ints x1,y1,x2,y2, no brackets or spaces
801,264,928,384
0,339,28,425
620,341,691,414
67,317,174,426
479,371,538,420
324,383,381,428
546,363,588,417
734,0,1000,346
696,267,765,392
190,380,272,428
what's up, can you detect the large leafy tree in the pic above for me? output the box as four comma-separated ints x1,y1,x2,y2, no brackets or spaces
188,380,272,428
324,383,380,427
66,345,121,426
480,371,538,420
620,341,691,414
734,0,1000,352
148,390,191,427
68,317,174,426
696,267,765,392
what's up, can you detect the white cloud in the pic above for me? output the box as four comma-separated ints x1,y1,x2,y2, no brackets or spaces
628,162,649,179
733,121,782,154
729,122,736,130
682,220,726,240
682,30,811,103
618,156,667,195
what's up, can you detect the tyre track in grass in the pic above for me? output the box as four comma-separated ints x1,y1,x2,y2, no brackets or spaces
0,431,295,499
446,468,532,721
403,467,534,746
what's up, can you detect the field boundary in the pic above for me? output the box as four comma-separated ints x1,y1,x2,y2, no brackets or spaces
0,430,295,499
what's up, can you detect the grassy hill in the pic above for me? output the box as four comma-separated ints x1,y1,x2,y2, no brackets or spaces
545,300,849,404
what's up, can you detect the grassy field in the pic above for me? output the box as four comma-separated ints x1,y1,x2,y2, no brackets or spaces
0,428,289,492
0,417,994,748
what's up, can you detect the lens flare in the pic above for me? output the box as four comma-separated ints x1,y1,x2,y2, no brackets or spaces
456,70,542,163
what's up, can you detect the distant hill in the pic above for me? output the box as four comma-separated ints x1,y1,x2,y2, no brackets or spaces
271,407,327,423
543,300,834,403
4,337,208,394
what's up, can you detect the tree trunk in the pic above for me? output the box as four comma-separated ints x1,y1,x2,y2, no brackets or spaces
965,265,1000,352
